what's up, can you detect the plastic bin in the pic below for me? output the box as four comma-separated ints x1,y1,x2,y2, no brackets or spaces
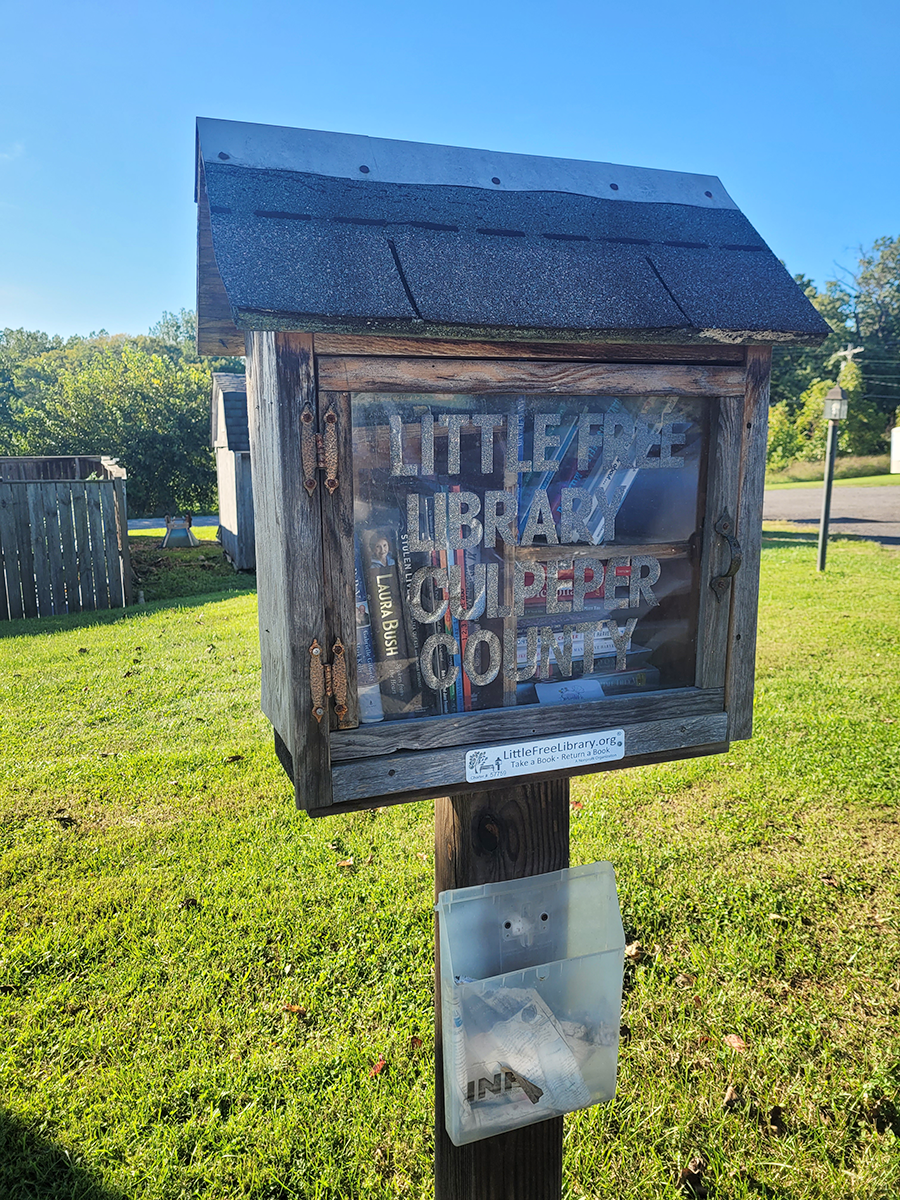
437,861,625,1146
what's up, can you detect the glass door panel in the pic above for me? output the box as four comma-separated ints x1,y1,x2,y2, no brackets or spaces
351,392,708,723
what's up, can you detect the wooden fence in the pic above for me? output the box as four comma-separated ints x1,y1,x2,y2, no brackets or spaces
0,471,133,620
0,455,125,483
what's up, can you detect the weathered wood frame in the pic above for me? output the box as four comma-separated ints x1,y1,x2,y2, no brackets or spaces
245,333,770,816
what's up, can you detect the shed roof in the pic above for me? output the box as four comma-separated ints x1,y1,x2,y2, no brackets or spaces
210,372,249,452
196,118,829,355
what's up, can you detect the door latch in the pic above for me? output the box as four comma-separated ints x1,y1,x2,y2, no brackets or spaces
710,510,742,601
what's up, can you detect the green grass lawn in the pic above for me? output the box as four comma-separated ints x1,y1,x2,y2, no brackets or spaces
1,533,898,1199
764,454,892,488
766,474,900,490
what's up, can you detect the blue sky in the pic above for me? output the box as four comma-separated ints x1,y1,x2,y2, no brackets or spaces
1,0,897,339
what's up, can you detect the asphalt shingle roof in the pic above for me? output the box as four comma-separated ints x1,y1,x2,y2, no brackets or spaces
211,373,249,452
196,119,829,351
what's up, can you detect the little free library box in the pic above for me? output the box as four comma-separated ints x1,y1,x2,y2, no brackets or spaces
196,118,828,815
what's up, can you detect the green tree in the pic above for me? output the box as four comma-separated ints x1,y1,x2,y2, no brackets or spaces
767,238,900,468
1,312,243,515
769,275,850,413
15,344,217,515
765,401,801,471
770,357,887,469
847,237,900,435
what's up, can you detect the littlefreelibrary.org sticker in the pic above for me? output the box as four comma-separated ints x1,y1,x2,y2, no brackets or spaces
465,729,625,783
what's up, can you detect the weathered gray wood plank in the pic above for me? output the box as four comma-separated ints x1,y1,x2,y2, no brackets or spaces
320,392,359,729
236,452,256,570
196,166,246,356
313,333,745,365
330,687,725,761
10,486,37,618
112,479,134,605
333,712,728,804
317,356,745,397
434,782,569,1200
314,738,730,817
26,483,53,616
42,484,66,613
727,346,772,740
99,483,125,608
71,484,97,610
694,397,743,689
85,485,108,608
0,482,21,620
247,331,332,810
56,483,81,614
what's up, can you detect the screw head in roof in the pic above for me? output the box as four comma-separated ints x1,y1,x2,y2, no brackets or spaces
491,177,501,185
359,164,370,174
609,182,619,191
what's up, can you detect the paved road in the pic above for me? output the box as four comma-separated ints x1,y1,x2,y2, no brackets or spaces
763,485,900,546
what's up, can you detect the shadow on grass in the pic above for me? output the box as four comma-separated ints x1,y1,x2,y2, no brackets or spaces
0,586,257,640
0,1109,124,1200
762,528,900,548
761,529,818,548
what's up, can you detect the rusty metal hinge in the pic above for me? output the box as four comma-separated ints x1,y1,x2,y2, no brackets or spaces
309,638,348,723
300,403,339,497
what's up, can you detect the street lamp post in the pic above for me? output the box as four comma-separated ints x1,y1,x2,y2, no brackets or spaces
817,386,849,571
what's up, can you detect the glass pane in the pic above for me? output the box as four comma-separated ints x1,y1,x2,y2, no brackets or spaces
351,392,708,722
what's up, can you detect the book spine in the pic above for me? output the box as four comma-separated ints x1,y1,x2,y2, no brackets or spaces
597,666,661,696
362,526,423,718
354,547,385,724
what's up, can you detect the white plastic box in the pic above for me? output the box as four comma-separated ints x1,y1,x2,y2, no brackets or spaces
437,862,625,1146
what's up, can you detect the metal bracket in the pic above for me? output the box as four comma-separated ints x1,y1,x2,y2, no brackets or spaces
300,404,339,497
710,510,742,602
309,638,349,724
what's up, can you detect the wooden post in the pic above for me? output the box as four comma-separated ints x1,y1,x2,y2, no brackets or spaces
434,780,570,1200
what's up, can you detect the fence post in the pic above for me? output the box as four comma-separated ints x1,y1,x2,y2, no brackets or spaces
113,478,134,605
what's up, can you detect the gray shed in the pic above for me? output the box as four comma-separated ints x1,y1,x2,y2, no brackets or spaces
210,371,255,570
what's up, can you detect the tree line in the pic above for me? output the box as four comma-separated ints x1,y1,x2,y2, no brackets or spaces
0,310,241,517
769,236,900,467
1,238,898,515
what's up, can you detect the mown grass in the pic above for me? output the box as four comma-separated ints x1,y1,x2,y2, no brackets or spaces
129,531,256,603
765,454,892,487
766,474,900,491
0,533,898,1198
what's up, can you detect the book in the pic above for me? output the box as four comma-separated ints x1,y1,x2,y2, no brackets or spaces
535,666,661,705
360,522,427,719
353,546,385,724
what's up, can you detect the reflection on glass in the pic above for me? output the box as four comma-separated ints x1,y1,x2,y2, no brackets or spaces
351,393,707,722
